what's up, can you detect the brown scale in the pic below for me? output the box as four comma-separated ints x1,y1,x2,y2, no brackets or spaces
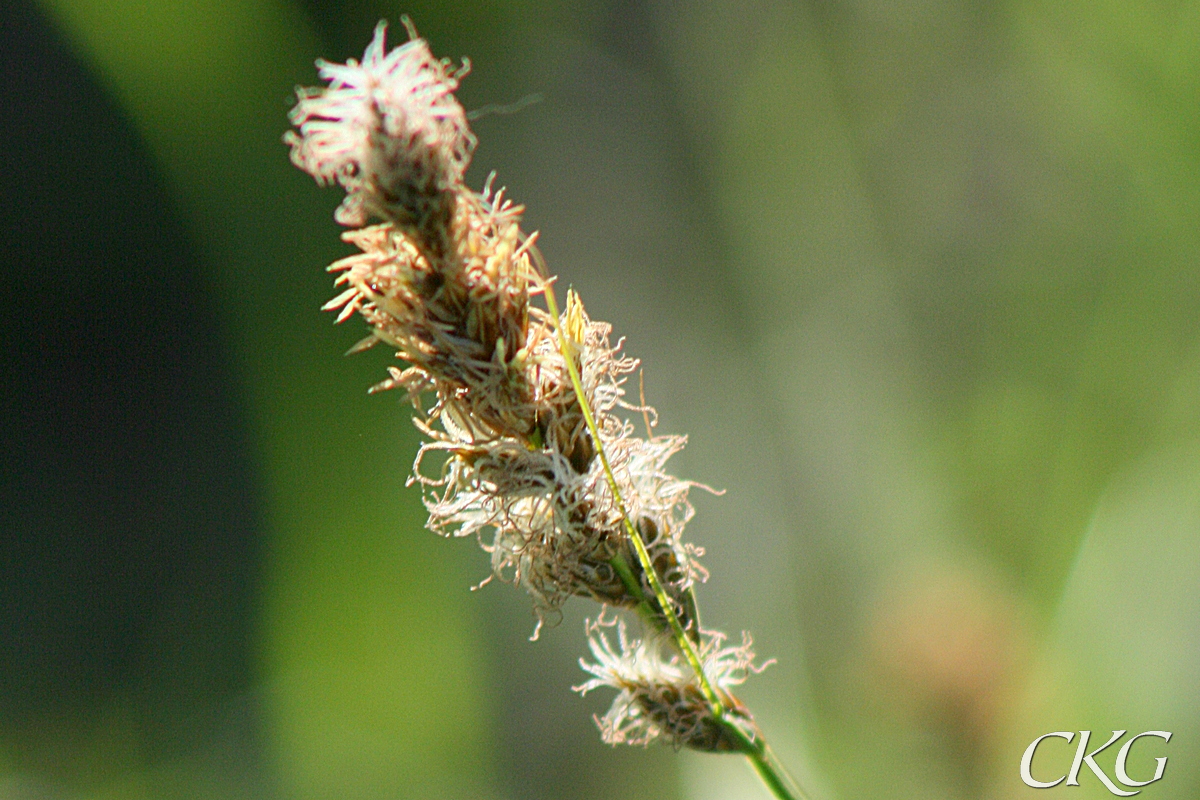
561,503,698,639
636,684,759,753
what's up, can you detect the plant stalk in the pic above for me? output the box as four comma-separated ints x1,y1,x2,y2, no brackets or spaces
542,276,807,800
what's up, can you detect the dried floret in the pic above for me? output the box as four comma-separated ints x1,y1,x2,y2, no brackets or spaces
286,20,474,257
574,615,768,751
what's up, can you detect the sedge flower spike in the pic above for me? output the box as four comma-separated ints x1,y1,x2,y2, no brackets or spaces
575,614,767,752
287,20,807,799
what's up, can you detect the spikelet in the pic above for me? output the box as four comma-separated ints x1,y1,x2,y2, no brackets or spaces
286,20,474,258
574,614,768,752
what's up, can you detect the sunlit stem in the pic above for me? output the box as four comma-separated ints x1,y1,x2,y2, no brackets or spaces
536,264,806,800
541,280,722,708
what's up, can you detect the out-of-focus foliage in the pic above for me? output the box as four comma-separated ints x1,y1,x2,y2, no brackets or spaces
3,0,1196,798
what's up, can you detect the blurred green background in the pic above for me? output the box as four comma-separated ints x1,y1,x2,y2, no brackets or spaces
2,0,1197,798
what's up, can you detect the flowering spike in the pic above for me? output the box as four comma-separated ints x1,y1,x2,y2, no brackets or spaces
285,23,800,799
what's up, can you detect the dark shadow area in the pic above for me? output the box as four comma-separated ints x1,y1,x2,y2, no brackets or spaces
0,1,267,794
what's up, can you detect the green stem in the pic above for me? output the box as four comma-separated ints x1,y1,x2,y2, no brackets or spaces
543,283,721,707
541,276,807,800
751,745,810,800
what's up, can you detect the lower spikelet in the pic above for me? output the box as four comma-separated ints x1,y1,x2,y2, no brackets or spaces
574,614,768,751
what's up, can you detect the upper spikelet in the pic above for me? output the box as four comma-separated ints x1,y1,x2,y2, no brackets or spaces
285,20,475,258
